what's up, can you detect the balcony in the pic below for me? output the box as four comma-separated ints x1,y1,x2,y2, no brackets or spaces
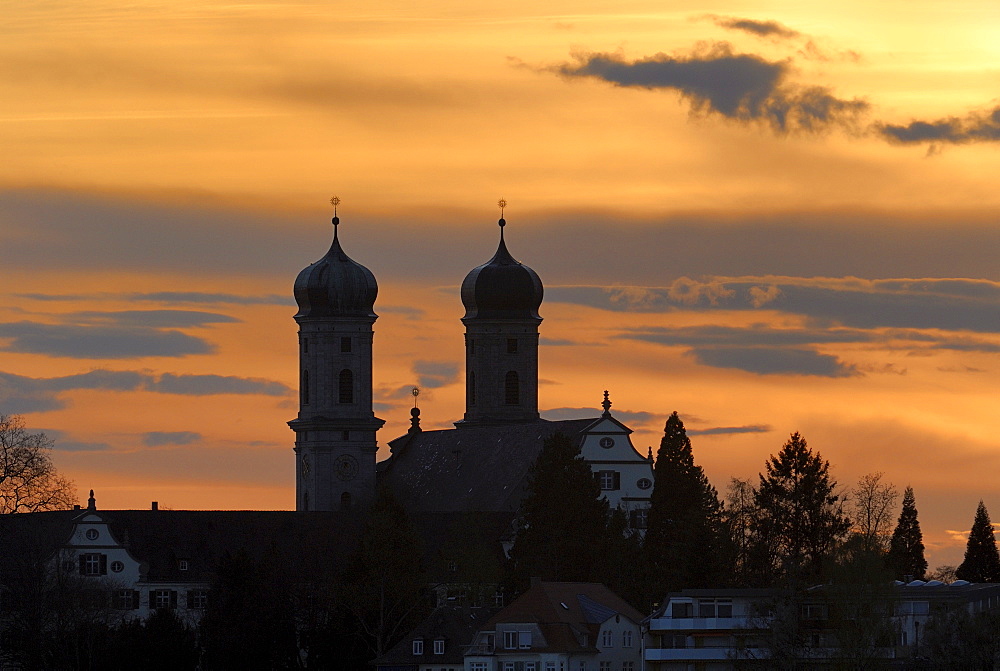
647,616,763,631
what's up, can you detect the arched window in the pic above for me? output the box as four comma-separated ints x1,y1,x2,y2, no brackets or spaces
469,371,476,406
302,492,309,511
339,369,354,404
505,371,519,405
341,491,352,511
301,370,310,405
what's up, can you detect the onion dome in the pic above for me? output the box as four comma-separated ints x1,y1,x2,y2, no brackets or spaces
461,217,543,321
294,215,378,319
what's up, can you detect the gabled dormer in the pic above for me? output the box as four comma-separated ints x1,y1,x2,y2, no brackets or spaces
56,490,142,585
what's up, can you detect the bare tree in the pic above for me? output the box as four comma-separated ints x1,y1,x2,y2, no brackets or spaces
849,471,898,553
0,414,76,514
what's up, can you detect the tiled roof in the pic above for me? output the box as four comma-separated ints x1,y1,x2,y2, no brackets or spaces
379,419,595,514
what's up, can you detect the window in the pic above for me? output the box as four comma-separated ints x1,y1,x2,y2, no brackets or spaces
597,470,620,491
494,591,504,608
629,508,648,530
666,634,687,648
601,628,613,647
110,560,124,573
698,599,733,618
301,370,309,404
79,553,106,576
341,336,352,353
600,663,611,671
412,638,424,655
622,663,634,671
338,369,354,403
507,338,518,353
504,371,519,405
579,662,586,671
471,664,488,671
469,371,476,406
545,663,556,671
116,589,138,610
151,589,175,610
518,631,531,649
342,430,350,441
341,491,352,511
503,663,514,671
302,338,308,353
85,528,99,540
178,559,189,571
622,630,633,647
433,639,444,654
526,664,537,671
670,602,693,618
188,590,208,609
503,630,518,649
470,339,475,354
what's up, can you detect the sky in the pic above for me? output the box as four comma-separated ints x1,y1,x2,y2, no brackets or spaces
2,0,999,568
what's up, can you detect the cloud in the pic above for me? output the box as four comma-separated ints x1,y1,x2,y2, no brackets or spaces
16,292,290,306
0,321,214,359
552,44,868,134
412,360,459,389
686,346,858,377
142,431,202,447
380,305,426,319
709,16,800,40
877,105,1000,146
688,424,773,436
0,369,292,414
68,310,239,328
541,406,659,426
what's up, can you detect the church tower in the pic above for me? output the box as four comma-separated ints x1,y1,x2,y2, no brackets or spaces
457,204,543,427
289,199,384,511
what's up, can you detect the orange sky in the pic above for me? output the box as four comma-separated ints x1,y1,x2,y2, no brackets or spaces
2,0,1000,568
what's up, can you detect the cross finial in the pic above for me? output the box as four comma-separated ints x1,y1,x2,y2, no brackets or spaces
412,386,420,408
330,195,340,216
498,198,506,219
602,390,612,414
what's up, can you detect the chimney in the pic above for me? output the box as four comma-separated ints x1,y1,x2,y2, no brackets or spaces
151,501,158,511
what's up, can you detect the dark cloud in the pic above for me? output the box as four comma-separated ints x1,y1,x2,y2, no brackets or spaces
877,106,1000,146
710,16,800,39
687,346,858,377
412,360,460,389
150,373,292,396
541,407,599,421
541,406,659,426
618,324,871,347
549,277,1000,335
380,305,426,319
0,369,292,414
143,431,202,447
688,424,773,436
0,321,213,359
552,44,868,133
16,292,290,306
68,310,239,328
540,337,583,346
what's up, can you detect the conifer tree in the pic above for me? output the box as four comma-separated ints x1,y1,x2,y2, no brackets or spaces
956,500,1000,583
644,412,723,597
509,432,610,589
887,486,927,580
752,432,850,583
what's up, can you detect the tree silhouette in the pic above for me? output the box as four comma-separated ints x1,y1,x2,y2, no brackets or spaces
886,486,927,580
508,432,609,589
752,432,850,583
644,412,723,597
1,414,75,514
956,500,1000,583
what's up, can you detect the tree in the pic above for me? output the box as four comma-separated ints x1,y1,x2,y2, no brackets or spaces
849,471,898,553
752,432,850,584
956,500,1000,583
0,414,75,514
886,486,927,581
341,484,428,660
644,412,723,597
508,432,610,589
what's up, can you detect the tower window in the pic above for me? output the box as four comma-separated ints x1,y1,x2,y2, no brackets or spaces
507,338,518,353
342,430,349,441
341,492,352,511
504,371,519,405
303,338,309,353
302,492,309,511
469,371,476,406
301,370,310,405
341,337,352,353
470,339,475,354
339,369,354,404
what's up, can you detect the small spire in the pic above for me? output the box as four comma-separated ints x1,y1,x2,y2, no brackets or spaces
411,386,420,408
647,446,654,461
330,195,341,239
87,489,96,510
497,198,507,239
602,390,612,415
409,406,422,434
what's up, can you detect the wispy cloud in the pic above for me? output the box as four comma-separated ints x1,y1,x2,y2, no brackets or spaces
412,360,459,389
877,105,1000,146
143,431,202,447
0,321,214,359
708,16,800,40
16,292,290,306
687,346,858,377
688,424,772,436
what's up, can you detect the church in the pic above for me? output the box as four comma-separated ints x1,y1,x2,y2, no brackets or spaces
289,204,654,528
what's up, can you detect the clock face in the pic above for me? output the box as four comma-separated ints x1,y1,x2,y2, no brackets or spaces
599,437,615,449
637,478,652,490
335,454,359,481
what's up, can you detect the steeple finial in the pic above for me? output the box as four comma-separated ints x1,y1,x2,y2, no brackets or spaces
497,198,507,239
602,390,612,415
330,195,341,239
87,489,96,510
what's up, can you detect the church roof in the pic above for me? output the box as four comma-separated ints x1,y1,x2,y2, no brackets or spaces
380,418,595,514
293,216,378,320
460,218,543,322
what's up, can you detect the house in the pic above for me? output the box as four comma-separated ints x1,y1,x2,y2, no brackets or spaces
644,581,1000,669
465,579,643,671
372,604,500,671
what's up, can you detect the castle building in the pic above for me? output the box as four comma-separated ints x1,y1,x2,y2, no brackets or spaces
291,205,653,526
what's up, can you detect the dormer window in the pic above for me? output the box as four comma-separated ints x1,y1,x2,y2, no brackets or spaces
433,638,445,654
85,528,99,540
178,560,189,571
412,638,424,655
